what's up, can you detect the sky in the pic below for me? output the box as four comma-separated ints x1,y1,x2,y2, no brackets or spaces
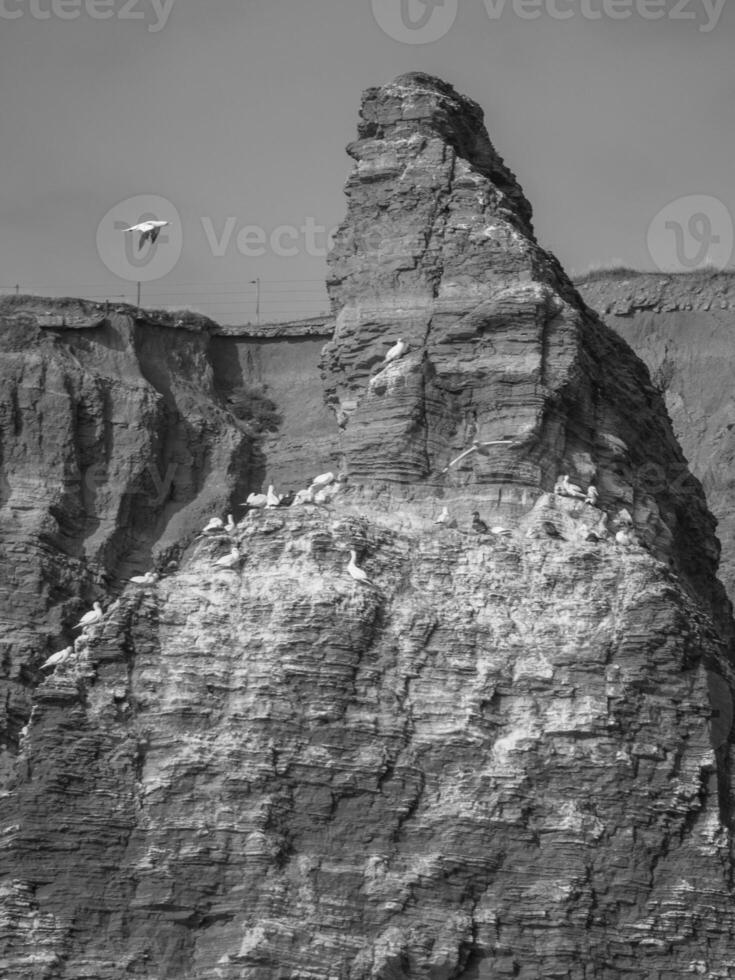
1,0,734,323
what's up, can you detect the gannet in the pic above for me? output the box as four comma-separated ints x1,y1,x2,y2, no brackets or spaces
310,472,335,489
41,646,74,671
225,514,237,533
434,506,449,525
384,339,409,363
213,547,241,569
346,549,374,586
471,511,489,534
440,439,515,474
244,492,268,509
314,483,340,505
585,485,599,506
203,517,225,533
560,475,585,497
123,219,170,250
73,601,103,631
292,487,316,506
265,485,281,508
129,571,159,585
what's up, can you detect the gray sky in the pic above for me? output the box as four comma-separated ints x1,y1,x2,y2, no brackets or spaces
1,0,733,322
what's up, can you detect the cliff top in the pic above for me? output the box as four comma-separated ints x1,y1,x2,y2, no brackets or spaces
575,267,735,315
0,294,219,333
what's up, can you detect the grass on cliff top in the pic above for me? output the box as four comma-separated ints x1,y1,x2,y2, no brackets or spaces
574,264,735,284
0,294,217,331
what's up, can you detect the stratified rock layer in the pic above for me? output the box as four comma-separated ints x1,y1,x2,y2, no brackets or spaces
2,504,735,979
322,73,729,639
2,79,735,980
579,272,735,608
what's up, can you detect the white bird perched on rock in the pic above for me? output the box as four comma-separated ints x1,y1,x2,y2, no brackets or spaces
615,529,632,547
129,571,159,586
202,517,225,534
41,646,74,671
244,492,268,509
560,475,585,498
123,219,169,250
213,547,241,569
313,482,340,505
434,506,449,525
292,487,315,506
346,549,375,587
310,471,335,490
225,513,237,533
265,485,281,508
384,339,409,364
585,485,599,506
73,601,103,631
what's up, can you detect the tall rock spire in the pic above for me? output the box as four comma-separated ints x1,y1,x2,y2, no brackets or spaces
322,73,727,630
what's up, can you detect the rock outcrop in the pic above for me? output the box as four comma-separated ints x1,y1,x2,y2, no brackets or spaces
578,271,735,609
0,298,338,784
321,73,728,638
2,76,735,980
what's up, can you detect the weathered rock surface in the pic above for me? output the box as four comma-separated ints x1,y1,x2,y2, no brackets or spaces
578,272,735,607
0,299,337,784
1,76,735,980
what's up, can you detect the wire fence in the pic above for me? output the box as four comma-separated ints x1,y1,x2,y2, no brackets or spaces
0,279,331,325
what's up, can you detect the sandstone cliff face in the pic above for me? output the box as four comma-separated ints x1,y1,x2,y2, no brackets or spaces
579,272,735,610
0,299,337,784
2,77,735,980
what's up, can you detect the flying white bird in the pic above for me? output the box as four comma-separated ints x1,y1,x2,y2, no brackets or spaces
384,339,409,364
41,646,74,671
346,549,375,587
123,220,170,250
213,547,241,569
73,601,103,631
